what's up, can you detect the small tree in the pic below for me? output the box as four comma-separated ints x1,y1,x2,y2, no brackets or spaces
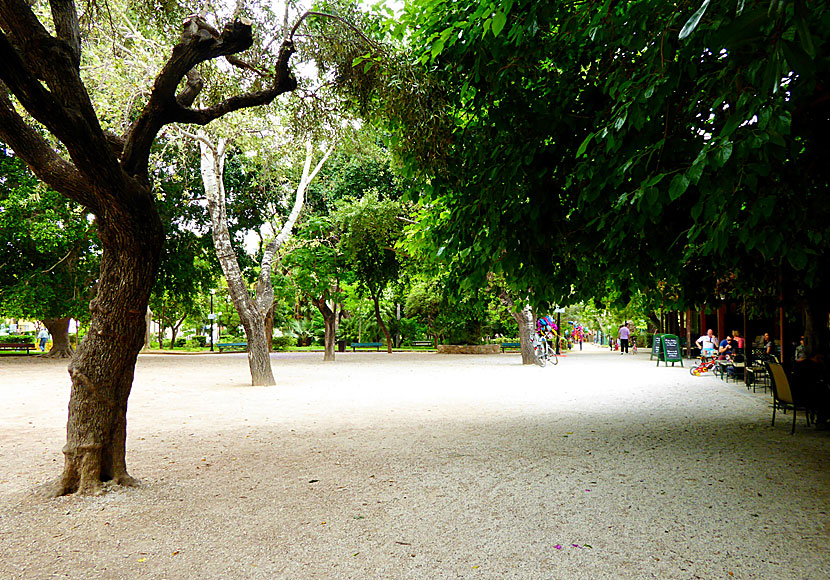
334,190,405,353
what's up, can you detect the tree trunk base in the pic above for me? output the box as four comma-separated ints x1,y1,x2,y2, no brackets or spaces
42,345,75,358
39,470,139,497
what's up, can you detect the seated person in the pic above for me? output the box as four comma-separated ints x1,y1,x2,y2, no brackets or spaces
696,329,718,358
718,335,734,360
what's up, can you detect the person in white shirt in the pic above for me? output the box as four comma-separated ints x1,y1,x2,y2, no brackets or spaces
618,323,631,355
695,329,718,358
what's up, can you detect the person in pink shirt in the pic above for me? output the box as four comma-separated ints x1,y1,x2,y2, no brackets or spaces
618,323,631,355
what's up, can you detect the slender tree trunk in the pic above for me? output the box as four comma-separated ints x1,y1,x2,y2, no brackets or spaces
46,204,163,497
265,302,275,352
143,307,152,350
497,288,535,364
200,139,275,385
157,303,165,349
314,297,337,361
372,292,393,353
42,317,74,358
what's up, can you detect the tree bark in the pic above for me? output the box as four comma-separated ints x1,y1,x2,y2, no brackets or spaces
143,307,152,351
313,296,337,361
372,292,393,353
46,206,164,496
265,302,275,352
497,288,535,364
43,317,74,358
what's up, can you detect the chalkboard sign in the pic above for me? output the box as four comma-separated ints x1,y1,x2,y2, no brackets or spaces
650,333,663,360
658,334,683,367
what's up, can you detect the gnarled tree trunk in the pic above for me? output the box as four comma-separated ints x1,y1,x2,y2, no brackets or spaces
49,206,164,496
43,316,74,358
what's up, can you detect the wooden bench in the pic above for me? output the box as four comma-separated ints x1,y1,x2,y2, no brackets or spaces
351,342,382,351
216,342,247,352
412,340,433,347
0,342,37,354
500,342,521,352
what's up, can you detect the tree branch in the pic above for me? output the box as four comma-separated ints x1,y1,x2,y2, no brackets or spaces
0,88,98,211
49,0,81,68
121,16,296,177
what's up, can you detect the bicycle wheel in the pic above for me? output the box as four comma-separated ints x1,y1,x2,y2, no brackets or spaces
690,366,700,376
549,349,559,365
534,345,546,367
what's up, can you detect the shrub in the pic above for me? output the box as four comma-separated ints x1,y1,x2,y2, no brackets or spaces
191,335,207,347
175,338,186,347
272,335,295,351
0,335,34,344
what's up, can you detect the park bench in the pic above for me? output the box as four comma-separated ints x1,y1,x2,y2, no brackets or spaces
412,340,433,347
351,342,382,351
500,342,521,352
216,342,247,353
0,342,37,354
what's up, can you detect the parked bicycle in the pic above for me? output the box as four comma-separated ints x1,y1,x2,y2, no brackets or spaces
531,332,559,367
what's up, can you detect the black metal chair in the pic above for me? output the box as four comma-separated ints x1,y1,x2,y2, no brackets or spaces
765,361,811,434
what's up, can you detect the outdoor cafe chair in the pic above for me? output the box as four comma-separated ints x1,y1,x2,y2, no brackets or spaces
765,361,811,434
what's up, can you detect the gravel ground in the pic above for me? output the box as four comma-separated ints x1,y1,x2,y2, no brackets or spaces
1,345,829,580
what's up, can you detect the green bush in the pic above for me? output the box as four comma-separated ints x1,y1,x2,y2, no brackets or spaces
272,335,295,350
0,335,34,344
191,335,207,347
175,338,186,347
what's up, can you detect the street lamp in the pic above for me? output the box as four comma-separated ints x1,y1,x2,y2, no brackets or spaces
554,307,566,355
209,289,216,352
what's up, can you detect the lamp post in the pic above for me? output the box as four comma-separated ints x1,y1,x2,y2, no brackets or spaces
209,289,216,352
554,307,566,355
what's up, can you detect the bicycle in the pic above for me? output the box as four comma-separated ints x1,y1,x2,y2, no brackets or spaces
531,332,558,367
689,351,719,376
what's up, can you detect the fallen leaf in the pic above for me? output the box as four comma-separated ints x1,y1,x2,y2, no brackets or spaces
171,551,179,556
137,558,147,563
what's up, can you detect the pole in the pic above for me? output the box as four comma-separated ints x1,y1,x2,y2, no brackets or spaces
556,312,561,355
210,291,214,352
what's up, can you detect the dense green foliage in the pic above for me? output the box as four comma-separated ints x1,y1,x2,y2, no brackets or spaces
391,0,830,316
0,149,98,322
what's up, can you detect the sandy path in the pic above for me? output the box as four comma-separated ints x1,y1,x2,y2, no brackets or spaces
1,346,829,579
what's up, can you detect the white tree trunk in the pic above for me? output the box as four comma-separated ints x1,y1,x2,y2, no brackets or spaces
198,135,333,385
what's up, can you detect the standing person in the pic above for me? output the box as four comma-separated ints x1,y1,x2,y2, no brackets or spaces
732,330,745,351
763,332,777,360
37,326,50,352
696,329,718,358
618,323,630,355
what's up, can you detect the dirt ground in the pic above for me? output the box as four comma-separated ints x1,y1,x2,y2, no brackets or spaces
1,346,829,579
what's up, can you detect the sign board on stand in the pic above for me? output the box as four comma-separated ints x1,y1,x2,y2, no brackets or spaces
658,334,683,367
650,333,663,361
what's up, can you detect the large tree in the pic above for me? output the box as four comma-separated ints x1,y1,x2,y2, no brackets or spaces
392,0,830,335
0,2,305,495
0,148,98,356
